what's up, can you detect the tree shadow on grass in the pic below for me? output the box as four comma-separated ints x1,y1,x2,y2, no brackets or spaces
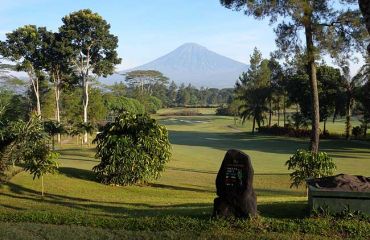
1,181,308,219
58,167,96,182
149,183,213,193
169,130,370,159
169,130,308,155
258,201,308,219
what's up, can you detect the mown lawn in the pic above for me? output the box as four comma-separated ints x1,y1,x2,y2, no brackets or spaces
0,112,369,239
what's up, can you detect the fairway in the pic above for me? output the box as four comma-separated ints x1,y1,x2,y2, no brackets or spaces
1,114,370,224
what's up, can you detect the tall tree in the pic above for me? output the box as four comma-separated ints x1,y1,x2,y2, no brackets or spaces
1,25,50,117
41,30,73,143
342,66,365,140
359,0,370,53
220,0,367,153
59,9,121,143
124,70,169,99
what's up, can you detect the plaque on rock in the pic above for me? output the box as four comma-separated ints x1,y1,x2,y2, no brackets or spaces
213,149,257,218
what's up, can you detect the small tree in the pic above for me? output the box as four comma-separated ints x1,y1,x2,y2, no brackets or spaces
4,116,59,196
286,149,336,190
93,112,171,185
43,120,65,150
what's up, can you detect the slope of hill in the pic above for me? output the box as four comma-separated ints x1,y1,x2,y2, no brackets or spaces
103,43,248,88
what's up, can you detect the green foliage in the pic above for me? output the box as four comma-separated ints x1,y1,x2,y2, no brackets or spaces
144,96,162,114
107,96,145,115
1,116,59,194
285,149,336,188
351,126,363,138
59,9,121,78
93,112,171,185
23,144,59,180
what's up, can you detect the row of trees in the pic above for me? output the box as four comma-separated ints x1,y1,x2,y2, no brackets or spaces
230,47,370,139
221,0,369,152
123,70,234,107
0,9,121,144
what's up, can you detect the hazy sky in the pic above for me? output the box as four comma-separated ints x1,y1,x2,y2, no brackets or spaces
0,0,364,73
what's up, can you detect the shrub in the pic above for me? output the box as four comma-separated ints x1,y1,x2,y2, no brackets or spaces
93,112,171,185
108,97,145,115
285,149,336,188
143,96,163,114
352,126,363,138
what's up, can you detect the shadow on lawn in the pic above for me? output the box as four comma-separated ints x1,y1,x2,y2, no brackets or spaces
169,130,308,154
2,181,307,219
58,167,96,182
169,130,370,158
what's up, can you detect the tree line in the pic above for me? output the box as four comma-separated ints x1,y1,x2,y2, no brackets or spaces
223,47,370,140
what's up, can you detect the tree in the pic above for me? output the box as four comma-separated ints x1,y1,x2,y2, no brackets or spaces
42,30,74,143
3,116,59,196
1,25,50,117
359,0,370,53
220,0,367,153
124,70,169,100
342,66,366,140
235,48,270,134
93,112,171,185
43,120,65,150
238,87,269,134
60,9,121,144
316,65,343,133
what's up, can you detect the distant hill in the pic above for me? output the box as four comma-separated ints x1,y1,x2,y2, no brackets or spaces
102,43,249,88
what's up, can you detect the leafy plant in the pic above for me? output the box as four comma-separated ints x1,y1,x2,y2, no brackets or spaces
352,126,363,138
285,149,336,188
2,116,59,196
43,120,65,149
93,112,171,185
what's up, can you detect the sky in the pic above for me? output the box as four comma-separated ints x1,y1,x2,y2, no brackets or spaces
0,0,365,73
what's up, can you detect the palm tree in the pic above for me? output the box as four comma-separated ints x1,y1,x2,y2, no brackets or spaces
43,120,65,150
342,66,366,140
238,87,269,134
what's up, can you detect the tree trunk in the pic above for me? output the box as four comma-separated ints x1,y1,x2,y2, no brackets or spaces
345,100,352,140
364,123,368,138
323,120,327,134
283,94,286,127
252,116,256,134
305,11,320,153
54,76,61,144
277,108,280,126
359,0,370,54
83,76,89,144
41,176,44,197
269,99,272,127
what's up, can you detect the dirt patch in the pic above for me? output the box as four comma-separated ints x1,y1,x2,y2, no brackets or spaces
307,174,370,192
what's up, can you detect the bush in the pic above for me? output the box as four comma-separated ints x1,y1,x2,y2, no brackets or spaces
285,149,336,188
144,96,163,114
216,104,232,116
108,97,145,115
258,125,312,138
93,112,171,185
352,126,363,138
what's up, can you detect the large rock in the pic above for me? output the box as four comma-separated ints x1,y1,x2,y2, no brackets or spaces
213,149,257,218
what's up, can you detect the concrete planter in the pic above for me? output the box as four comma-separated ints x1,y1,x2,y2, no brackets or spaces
308,185,370,215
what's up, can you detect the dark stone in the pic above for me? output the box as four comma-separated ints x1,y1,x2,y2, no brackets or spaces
213,149,257,218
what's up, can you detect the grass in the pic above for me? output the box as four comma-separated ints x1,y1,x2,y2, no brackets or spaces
0,109,369,239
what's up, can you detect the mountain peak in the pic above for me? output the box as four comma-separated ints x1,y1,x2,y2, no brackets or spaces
112,43,249,88
177,42,208,50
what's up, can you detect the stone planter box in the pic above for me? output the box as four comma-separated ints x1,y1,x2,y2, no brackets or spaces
308,185,370,215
